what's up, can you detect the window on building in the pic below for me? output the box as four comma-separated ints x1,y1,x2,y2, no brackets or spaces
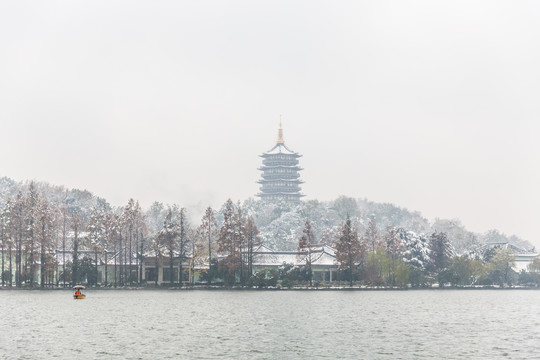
163,268,178,282
145,268,157,282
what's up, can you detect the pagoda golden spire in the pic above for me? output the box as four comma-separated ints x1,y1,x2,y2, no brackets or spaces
277,116,284,144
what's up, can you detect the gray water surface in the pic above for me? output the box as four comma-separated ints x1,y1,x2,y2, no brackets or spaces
0,289,538,359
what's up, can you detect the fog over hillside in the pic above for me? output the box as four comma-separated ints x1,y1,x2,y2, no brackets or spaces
1,176,532,254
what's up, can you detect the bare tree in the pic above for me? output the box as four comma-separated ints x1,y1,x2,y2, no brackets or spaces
158,208,179,286
198,206,218,285
70,209,84,285
217,199,242,286
364,219,382,253
245,217,261,280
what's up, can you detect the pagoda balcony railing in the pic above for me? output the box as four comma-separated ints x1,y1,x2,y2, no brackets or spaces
258,189,302,195
262,159,299,166
259,169,302,174
260,183,302,188
257,193,306,199
258,166,303,171
260,188,302,193
258,178,304,184
260,175,301,180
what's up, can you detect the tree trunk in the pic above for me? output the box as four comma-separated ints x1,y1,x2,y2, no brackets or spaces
62,215,66,288
104,251,108,286
119,230,123,286
169,243,174,287
95,249,98,286
114,238,117,287
40,225,46,288
1,233,4,287
129,228,132,284
9,246,13,287
208,225,212,286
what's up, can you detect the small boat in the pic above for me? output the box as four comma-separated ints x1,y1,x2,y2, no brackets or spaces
73,285,86,299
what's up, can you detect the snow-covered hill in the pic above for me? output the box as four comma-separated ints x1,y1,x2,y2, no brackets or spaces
0,176,533,253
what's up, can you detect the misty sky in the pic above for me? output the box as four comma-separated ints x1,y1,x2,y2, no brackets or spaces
1,1,539,246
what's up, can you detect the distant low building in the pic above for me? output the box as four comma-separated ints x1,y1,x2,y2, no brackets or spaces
252,244,338,282
480,242,539,272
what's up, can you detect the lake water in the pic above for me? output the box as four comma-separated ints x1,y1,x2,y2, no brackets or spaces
0,289,539,359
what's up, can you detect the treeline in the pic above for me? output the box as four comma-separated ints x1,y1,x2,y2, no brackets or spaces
1,182,539,289
299,215,540,288
0,182,266,288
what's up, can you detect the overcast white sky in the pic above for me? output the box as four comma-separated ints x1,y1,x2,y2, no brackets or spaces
1,1,539,246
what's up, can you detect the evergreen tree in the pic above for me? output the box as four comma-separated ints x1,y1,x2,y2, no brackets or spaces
429,232,452,274
335,215,363,287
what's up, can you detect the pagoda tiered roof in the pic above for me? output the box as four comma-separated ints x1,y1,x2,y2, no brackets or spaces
260,143,302,157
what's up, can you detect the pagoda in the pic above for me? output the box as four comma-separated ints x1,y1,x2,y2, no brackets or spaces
257,122,305,202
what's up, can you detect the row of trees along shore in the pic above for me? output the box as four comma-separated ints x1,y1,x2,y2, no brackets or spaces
1,182,539,289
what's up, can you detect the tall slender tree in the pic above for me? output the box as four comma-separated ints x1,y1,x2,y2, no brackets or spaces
245,217,261,280
70,209,84,285
234,205,248,286
60,202,68,287
123,199,136,284
133,201,146,285
159,208,179,286
384,226,406,286
177,207,189,287
25,182,40,287
13,191,25,287
198,206,218,285
0,201,11,286
364,219,382,253
429,232,452,274
335,215,363,287
217,199,241,286
36,196,54,287
298,220,316,286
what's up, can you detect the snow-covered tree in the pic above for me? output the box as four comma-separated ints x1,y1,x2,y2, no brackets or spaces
364,219,382,253
297,220,316,286
70,209,85,286
335,215,363,286
197,206,218,285
429,232,453,274
36,196,55,287
158,207,180,286
245,216,261,280
217,199,242,286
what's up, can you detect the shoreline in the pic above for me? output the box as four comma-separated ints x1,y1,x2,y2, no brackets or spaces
1,285,539,291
